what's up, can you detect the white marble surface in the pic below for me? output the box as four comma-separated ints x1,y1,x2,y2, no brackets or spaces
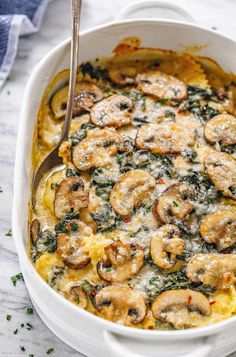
0,0,236,356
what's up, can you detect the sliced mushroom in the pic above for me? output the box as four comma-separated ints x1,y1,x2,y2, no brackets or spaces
57,220,91,269
51,82,104,119
205,151,236,200
67,284,88,309
95,285,147,324
109,66,137,85
186,254,236,289
200,210,236,251
90,95,133,128
97,240,144,282
136,71,187,101
152,289,210,329
205,114,236,146
30,219,41,245
150,225,185,269
54,176,89,219
153,184,195,223
72,127,123,171
135,123,195,154
110,169,155,216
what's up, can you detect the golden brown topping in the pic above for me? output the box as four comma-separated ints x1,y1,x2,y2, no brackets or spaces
110,169,155,216
205,114,236,146
135,123,195,154
57,220,91,269
51,82,103,119
205,151,236,200
150,225,185,269
72,127,123,171
153,183,195,223
90,95,133,128
186,254,236,289
152,289,210,329
54,177,89,219
97,240,144,282
136,71,187,101
67,284,88,309
200,210,236,251
95,285,147,324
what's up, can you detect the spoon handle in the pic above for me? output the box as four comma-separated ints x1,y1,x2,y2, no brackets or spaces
60,0,81,143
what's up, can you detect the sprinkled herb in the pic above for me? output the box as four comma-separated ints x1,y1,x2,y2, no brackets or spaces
173,201,178,207
14,328,18,335
26,307,33,315
66,168,77,177
11,273,24,286
6,314,11,321
159,98,169,106
0,187,3,192
50,183,58,190
77,297,81,304
29,354,34,357
20,346,26,352
5,229,12,237
21,323,24,328
26,322,33,330
47,348,54,354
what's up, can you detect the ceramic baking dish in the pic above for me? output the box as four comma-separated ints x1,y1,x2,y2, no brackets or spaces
12,1,236,356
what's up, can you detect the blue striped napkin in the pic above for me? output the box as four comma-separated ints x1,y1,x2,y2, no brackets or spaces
0,0,52,88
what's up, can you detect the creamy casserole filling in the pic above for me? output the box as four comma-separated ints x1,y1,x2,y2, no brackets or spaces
29,42,236,330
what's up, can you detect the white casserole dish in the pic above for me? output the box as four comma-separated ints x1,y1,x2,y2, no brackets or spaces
12,2,236,356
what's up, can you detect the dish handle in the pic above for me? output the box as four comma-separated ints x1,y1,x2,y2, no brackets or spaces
115,0,195,23
104,331,216,357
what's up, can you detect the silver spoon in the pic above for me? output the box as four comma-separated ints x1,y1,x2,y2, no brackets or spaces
32,0,81,208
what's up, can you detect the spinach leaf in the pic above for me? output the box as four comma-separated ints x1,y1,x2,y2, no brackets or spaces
91,204,118,232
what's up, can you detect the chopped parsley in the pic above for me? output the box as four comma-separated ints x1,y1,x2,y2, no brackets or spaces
26,307,33,315
11,273,24,286
77,297,81,304
20,346,26,352
6,314,11,321
13,328,18,335
26,322,33,330
50,182,58,190
47,348,54,354
159,98,169,105
5,229,12,237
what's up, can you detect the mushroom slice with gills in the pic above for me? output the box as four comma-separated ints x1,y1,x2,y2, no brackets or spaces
109,66,137,85
30,219,41,245
57,220,91,269
51,81,104,119
150,224,185,269
54,176,89,219
186,254,236,289
135,123,195,154
205,151,236,200
152,289,210,329
67,284,88,309
95,285,147,325
136,71,187,102
72,127,123,171
97,240,144,282
205,114,236,146
90,95,134,128
153,183,195,223
110,169,155,216
200,210,236,251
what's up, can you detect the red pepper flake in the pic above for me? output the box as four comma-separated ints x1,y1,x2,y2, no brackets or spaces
187,295,192,305
210,300,216,305
148,326,154,330
158,178,166,184
90,290,97,296
123,216,131,223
